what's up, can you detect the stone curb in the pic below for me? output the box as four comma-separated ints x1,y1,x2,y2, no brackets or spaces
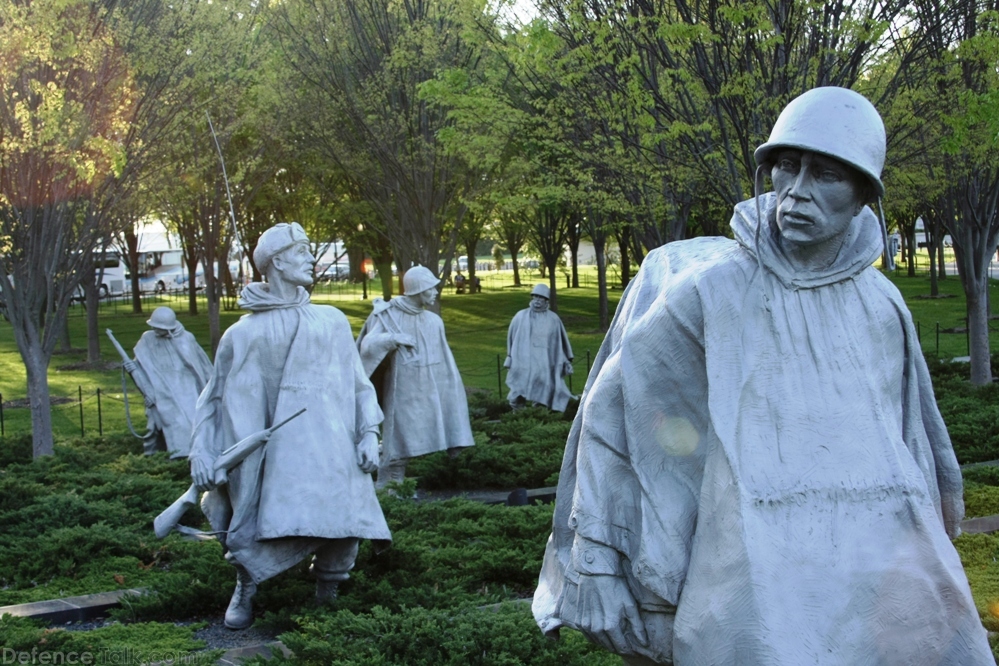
215,642,291,665
146,641,291,666
0,589,143,624
961,514,999,535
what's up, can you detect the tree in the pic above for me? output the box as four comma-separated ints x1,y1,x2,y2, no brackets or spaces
271,0,491,295
901,0,999,384
0,0,136,457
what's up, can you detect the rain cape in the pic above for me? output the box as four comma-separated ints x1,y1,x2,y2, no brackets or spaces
505,307,574,411
190,283,390,584
132,324,212,457
533,194,992,665
356,297,475,461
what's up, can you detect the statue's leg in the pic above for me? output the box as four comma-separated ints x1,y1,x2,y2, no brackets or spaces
312,537,360,604
223,563,257,630
375,458,407,490
142,426,164,456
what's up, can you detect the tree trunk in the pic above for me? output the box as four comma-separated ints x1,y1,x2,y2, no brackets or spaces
185,255,199,315
593,234,609,331
375,257,394,300
619,239,631,288
968,277,992,385
24,346,55,457
124,228,143,314
929,237,939,298
465,240,477,286
510,247,522,287
938,242,946,279
58,318,71,353
546,258,558,312
82,273,101,364
906,230,916,277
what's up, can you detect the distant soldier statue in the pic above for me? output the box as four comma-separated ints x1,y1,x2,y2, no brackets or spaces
188,222,390,630
505,284,574,412
118,307,212,458
356,265,475,489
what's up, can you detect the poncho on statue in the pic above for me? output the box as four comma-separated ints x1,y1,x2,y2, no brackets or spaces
533,193,993,665
505,303,574,412
356,297,475,463
190,283,390,584
131,322,212,458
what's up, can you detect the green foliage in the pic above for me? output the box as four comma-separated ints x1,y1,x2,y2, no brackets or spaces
926,355,999,464
963,481,999,519
0,614,222,664
267,603,616,666
407,395,571,490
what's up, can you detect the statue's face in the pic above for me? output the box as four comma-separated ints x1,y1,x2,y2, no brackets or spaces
771,149,864,248
418,287,437,307
273,241,316,287
530,295,548,311
153,327,171,338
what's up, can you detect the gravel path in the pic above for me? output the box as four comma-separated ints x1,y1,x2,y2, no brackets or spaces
63,615,277,651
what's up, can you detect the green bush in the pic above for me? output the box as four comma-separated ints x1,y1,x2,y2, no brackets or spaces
926,355,999,464
408,398,571,490
270,603,616,666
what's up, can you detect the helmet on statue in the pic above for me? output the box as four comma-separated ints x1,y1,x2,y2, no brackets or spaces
754,86,885,198
403,265,441,296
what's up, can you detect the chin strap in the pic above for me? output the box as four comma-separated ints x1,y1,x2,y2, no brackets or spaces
877,198,896,272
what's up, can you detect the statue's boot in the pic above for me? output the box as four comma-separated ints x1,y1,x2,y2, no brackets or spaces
224,565,257,630
312,538,358,606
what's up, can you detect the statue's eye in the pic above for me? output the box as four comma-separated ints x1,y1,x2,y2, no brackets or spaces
776,158,799,174
818,168,843,182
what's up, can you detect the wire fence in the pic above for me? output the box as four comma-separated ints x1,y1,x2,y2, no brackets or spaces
0,384,139,439
0,349,598,440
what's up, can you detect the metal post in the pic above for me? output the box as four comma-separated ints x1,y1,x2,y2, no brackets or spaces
917,321,921,343
497,354,502,395
97,388,103,436
568,365,573,393
1,392,4,437
79,385,84,436
586,350,591,375
936,322,940,356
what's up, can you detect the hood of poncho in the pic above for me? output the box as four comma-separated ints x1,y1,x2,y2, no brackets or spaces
238,282,310,312
731,192,882,289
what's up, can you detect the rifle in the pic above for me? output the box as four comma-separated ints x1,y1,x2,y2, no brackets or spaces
106,328,154,440
153,407,307,539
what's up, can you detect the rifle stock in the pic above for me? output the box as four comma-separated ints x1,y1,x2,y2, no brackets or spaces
153,408,307,539
153,485,198,539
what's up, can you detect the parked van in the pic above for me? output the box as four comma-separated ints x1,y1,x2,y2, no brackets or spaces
94,251,127,297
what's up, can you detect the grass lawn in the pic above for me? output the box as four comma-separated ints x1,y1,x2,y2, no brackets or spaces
0,262,995,440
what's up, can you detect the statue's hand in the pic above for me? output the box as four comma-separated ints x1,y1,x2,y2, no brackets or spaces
503,356,511,369
356,432,380,474
575,574,649,655
563,360,574,376
143,395,155,408
393,334,417,349
191,455,216,492
123,360,137,373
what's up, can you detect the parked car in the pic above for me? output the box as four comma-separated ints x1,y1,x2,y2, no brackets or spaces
315,262,350,282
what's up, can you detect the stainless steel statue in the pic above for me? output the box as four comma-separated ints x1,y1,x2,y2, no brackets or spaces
504,283,574,411
533,87,993,665
187,222,390,630
356,266,475,489
112,308,212,458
